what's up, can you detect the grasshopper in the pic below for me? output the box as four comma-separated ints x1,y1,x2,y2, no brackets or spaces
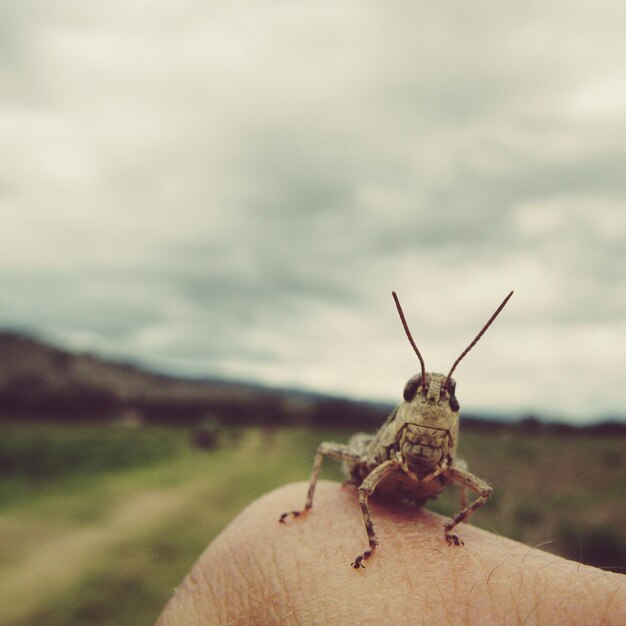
280,290,513,568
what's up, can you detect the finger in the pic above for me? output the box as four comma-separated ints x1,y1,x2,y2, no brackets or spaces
157,481,626,626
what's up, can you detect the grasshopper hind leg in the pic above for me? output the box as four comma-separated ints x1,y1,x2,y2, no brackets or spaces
279,442,362,523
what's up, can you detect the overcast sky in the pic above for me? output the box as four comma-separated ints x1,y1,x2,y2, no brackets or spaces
1,1,625,422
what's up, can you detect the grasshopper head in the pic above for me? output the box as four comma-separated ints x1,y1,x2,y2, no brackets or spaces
397,372,460,472
389,290,513,475
374,372,460,471
391,288,512,414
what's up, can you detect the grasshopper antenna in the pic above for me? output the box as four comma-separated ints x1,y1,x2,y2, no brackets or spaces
392,291,427,386
445,290,514,384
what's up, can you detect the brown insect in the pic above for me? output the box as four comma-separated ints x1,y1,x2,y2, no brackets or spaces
280,290,514,568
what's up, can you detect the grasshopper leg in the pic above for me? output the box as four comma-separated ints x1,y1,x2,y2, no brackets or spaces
444,467,492,546
279,442,361,523
351,459,400,569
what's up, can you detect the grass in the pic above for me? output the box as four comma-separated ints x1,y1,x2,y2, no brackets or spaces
0,422,623,625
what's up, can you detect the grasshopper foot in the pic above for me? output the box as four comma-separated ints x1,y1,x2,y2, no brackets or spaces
351,539,378,569
351,549,373,569
445,533,464,547
278,509,306,524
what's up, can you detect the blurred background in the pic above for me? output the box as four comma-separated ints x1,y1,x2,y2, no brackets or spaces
1,2,624,624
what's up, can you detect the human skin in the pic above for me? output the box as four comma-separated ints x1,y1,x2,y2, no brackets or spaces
156,481,625,625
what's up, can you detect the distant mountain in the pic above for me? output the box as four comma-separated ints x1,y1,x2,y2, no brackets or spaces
0,331,392,426
1,331,623,434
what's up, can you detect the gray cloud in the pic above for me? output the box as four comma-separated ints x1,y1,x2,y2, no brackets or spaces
1,1,625,420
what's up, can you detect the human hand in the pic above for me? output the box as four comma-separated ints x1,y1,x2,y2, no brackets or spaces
157,481,625,625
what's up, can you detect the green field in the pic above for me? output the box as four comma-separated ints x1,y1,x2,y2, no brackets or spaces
0,422,624,626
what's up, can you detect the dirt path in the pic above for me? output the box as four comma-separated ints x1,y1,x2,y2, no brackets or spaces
0,476,208,625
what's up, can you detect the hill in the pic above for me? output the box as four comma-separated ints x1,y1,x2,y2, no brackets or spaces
1,331,624,434
0,331,391,426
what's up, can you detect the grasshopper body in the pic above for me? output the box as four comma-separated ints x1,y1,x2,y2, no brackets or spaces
280,291,513,568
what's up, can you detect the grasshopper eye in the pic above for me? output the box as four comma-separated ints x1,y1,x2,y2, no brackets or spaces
403,375,422,402
446,378,459,411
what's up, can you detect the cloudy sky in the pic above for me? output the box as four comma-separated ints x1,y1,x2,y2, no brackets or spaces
1,1,625,422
